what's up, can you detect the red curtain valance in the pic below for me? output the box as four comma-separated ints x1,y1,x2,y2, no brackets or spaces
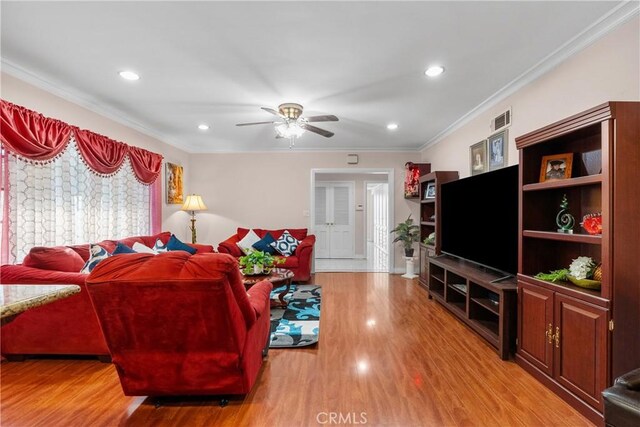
128,146,163,184
0,101,72,161
74,128,128,176
0,100,163,184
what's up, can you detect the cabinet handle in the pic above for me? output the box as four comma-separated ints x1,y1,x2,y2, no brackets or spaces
555,326,560,348
545,323,554,344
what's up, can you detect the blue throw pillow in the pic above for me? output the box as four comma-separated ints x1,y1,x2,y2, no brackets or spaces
112,242,136,255
166,234,197,255
252,233,277,255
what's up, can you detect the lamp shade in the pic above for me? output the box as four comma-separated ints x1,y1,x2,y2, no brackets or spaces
181,194,208,212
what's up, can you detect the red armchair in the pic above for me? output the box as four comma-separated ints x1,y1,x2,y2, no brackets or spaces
0,232,215,359
86,252,272,396
217,228,315,282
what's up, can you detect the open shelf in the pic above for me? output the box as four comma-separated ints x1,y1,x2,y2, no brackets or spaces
471,297,500,316
522,230,602,244
430,273,444,284
523,174,602,192
421,221,435,226
421,199,436,204
517,273,607,306
448,283,467,296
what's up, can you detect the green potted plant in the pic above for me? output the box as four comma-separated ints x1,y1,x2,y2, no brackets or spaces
391,214,420,257
238,249,285,275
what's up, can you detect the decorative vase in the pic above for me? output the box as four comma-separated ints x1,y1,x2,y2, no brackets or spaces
581,213,602,235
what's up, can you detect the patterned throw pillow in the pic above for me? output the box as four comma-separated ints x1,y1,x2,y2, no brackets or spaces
152,239,168,253
252,232,277,255
236,229,261,255
270,230,300,256
80,244,111,274
133,242,157,254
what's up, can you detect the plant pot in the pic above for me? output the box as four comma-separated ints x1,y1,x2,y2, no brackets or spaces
253,264,264,275
404,248,414,257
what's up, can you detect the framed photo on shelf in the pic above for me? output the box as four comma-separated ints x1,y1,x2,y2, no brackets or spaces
539,153,573,182
166,162,184,204
424,182,436,199
488,129,508,171
470,139,487,175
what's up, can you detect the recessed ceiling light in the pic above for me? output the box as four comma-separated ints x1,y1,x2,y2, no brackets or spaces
387,123,399,130
118,70,140,81
425,65,445,77
198,124,210,131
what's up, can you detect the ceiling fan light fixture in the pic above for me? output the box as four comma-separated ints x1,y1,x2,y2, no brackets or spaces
276,122,305,139
118,70,140,81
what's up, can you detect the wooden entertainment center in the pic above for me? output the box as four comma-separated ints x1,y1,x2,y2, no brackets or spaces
515,102,639,425
428,255,517,360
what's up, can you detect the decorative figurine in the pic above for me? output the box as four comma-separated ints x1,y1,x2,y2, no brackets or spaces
581,212,603,235
556,194,575,234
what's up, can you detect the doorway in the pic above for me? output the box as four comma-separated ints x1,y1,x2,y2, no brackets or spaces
311,169,393,273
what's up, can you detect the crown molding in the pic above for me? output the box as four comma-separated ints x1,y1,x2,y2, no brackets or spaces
419,1,640,152
184,146,421,154
0,59,193,154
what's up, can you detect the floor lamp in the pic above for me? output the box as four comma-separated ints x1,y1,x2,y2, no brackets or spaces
181,194,208,244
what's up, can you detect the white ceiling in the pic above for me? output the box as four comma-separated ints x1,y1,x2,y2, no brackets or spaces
0,1,626,153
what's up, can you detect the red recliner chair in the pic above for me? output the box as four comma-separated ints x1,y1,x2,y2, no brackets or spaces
85,252,272,397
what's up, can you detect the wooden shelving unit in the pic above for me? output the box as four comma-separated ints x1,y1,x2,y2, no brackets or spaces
417,171,458,290
428,255,517,359
515,102,640,425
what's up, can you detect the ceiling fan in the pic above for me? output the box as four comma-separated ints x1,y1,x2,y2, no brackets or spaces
236,103,338,148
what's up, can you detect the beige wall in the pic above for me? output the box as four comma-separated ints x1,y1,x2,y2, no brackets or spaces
187,152,421,270
316,173,388,257
0,72,192,241
421,17,640,176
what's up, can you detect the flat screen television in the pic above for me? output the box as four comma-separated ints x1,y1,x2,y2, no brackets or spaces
440,165,519,276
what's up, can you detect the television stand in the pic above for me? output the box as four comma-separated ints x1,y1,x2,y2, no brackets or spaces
427,255,517,359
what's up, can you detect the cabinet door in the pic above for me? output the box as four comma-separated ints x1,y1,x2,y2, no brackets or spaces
419,245,429,286
518,282,554,376
554,294,608,411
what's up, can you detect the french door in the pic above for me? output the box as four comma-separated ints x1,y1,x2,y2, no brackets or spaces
314,182,355,258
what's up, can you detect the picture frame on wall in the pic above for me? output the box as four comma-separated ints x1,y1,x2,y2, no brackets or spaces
488,129,508,171
539,153,573,183
470,139,487,175
166,162,184,204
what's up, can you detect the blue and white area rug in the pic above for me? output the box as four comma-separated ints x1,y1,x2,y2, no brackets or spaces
269,284,321,348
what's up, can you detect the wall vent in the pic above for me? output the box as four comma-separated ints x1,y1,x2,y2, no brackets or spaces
491,108,512,132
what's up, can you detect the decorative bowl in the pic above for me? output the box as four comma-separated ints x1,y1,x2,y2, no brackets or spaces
567,275,601,290
581,213,602,235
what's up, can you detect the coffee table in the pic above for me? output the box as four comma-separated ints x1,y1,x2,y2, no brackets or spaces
243,268,294,308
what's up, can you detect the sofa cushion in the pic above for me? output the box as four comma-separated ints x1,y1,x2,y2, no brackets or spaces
153,239,168,253
112,242,136,255
277,256,299,269
133,242,156,254
252,233,277,255
23,246,86,272
269,228,308,241
237,229,261,255
81,244,111,274
270,230,300,256
166,234,197,254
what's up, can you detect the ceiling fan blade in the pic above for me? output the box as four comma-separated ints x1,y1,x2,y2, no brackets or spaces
305,115,339,123
301,123,335,138
261,107,286,118
236,121,278,127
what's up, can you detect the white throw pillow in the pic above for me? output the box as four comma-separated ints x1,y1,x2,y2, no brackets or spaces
236,229,261,254
133,242,157,254
153,239,168,253
80,244,111,274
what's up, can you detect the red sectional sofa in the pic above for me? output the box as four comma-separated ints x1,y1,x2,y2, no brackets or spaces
86,252,272,396
217,228,315,282
0,232,214,359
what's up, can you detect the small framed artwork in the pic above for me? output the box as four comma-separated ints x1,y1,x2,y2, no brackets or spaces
166,162,184,204
470,139,487,175
539,153,573,182
424,182,436,199
488,129,508,171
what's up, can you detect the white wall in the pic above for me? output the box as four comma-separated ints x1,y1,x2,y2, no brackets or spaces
316,172,388,257
0,72,193,241
421,17,640,176
187,152,421,269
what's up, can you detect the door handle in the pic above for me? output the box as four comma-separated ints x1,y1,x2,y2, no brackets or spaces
545,323,554,344
555,326,560,348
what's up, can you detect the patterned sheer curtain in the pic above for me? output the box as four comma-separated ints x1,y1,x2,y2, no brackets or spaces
6,136,150,263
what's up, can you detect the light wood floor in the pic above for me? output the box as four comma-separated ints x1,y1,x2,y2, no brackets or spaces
1,273,593,427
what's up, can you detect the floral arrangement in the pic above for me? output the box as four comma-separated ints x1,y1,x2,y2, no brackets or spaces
535,256,601,290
